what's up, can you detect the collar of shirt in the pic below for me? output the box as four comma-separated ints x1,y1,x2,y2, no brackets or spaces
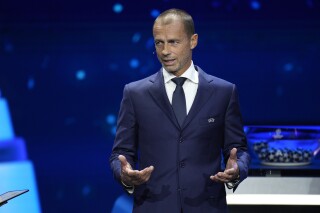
162,61,199,84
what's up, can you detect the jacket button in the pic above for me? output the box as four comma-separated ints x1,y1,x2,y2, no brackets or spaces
179,137,183,143
180,161,185,168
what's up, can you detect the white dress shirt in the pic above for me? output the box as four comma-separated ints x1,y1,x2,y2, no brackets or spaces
162,61,199,114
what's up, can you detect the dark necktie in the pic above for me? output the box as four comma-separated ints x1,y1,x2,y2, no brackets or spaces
172,77,187,127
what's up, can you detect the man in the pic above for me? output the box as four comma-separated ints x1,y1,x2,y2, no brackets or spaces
110,8,250,213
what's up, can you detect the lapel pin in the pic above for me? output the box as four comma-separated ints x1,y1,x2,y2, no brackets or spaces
208,118,215,123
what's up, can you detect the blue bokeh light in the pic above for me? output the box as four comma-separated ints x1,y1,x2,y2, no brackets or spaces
132,32,141,43
27,77,35,90
76,70,86,80
109,63,119,71
41,56,50,69
82,185,91,197
276,86,284,97
306,0,314,8
243,126,249,134
284,63,294,72
250,0,261,10
150,9,160,18
145,37,154,50
64,117,76,126
130,58,140,69
111,126,117,136
56,189,64,200
4,41,14,53
106,114,116,125
211,0,222,8
113,3,123,14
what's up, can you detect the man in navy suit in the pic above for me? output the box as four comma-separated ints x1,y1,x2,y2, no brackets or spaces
110,8,250,213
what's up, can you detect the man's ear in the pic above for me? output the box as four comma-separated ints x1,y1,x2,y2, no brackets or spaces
190,34,198,50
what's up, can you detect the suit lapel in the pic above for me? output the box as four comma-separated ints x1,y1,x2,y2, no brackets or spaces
148,70,180,129
182,66,215,130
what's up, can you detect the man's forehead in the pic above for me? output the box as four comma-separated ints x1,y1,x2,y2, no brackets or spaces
153,24,185,39
154,22,184,36
154,14,183,27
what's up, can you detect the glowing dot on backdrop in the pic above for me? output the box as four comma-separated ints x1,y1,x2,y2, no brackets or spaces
150,9,160,18
4,41,14,53
41,56,50,69
284,63,294,72
82,185,91,196
27,77,35,90
132,33,141,43
64,117,76,126
243,126,250,134
306,0,314,8
76,70,86,80
211,0,222,8
140,65,151,74
113,3,123,14
130,58,140,69
145,37,154,50
56,190,64,200
111,126,117,136
109,63,119,71
276,86,284,97
106,114,116,125
250,0,261,10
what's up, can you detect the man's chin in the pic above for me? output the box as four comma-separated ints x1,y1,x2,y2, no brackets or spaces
165,69,178,75
163,65,177,73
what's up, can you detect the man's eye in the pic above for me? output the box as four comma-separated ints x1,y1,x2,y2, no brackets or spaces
170,41,179,45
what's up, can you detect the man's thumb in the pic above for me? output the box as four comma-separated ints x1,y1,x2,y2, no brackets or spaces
118,155,127,166
230,148,238,160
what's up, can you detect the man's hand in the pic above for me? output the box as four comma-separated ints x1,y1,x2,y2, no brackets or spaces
210,148,239,183
119,155,154,186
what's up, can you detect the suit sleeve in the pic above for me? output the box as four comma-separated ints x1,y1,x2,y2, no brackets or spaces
109,84,138,185
223,84,251,191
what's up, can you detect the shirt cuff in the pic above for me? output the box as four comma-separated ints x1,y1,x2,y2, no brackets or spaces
121,180,135,194
226,175,240,189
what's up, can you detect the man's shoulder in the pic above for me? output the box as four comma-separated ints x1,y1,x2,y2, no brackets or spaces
197,66,234,88
125,71,159,91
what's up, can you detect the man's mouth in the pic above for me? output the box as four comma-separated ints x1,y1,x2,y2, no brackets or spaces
162,59,175,66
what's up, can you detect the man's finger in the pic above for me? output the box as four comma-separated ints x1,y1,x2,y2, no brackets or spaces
218,172,233,180
210,174,228,183
229,148,238,160
224,168,235,175
126,166,154,179
140,166,154,174
118,155,128,166
126,166,154,185
140,166,154,180
119,155,134,178
139,166,154,180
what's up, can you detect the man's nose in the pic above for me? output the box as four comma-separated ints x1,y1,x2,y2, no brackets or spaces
161,43,170,55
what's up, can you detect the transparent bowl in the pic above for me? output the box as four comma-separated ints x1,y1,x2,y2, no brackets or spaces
245,126,320,166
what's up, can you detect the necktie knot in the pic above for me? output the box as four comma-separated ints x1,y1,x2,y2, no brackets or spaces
172,77,187,87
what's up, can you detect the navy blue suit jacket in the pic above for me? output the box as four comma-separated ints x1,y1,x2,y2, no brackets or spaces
110,66,250,213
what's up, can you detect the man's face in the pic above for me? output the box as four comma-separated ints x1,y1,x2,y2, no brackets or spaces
153,16,198,76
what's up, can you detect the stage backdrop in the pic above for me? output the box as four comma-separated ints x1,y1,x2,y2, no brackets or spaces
0,0,319,212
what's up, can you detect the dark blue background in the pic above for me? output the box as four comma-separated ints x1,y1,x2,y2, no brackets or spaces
1,0,320,212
